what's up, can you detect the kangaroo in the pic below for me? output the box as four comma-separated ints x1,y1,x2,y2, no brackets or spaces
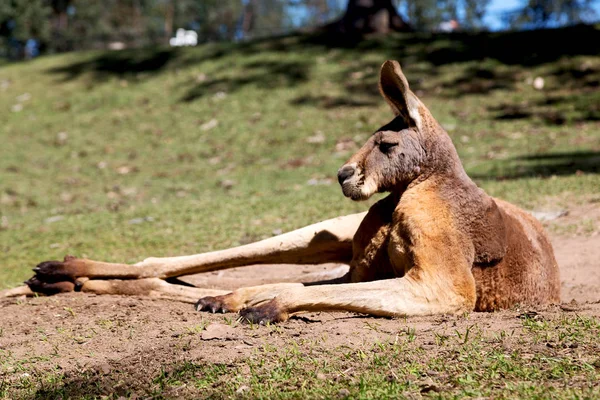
3,60,560,324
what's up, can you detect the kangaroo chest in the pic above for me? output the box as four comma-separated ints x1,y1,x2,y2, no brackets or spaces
350,218,412,282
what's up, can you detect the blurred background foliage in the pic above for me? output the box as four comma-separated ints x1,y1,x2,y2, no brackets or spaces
0,0,598,59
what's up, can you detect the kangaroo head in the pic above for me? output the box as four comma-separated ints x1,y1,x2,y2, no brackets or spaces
338,60,459,201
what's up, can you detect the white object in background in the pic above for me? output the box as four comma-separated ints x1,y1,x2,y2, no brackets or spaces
170,29,198,47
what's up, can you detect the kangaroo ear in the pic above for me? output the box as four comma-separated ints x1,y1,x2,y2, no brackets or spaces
378,60,422,130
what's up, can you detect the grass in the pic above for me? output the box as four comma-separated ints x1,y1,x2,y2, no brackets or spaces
1,24,600,398
3,312,599,399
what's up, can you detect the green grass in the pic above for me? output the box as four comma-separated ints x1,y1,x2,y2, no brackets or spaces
0,27,599,291
3,313,599,399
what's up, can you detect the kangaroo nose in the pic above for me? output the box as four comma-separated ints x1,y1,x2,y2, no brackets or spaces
337,165,356,185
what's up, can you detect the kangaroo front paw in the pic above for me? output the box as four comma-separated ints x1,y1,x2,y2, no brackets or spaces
26,255,89,296
33,255,86,282
238,299,288,325
24,276,75,295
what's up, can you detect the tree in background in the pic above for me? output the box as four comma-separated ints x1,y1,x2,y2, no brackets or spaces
324,0,492,34
507,0,598,28
1,0,599,58
401,0,490,31
463,0,490,29
152,0,286,42
328,0,411,34
49,0,122,51
179,0,244,42
0,0,50,58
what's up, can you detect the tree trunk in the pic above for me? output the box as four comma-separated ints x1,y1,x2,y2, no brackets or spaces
334,0,411,34
164,0,174,43
241,0,257,38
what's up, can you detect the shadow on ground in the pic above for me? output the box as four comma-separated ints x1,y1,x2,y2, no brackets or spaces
31,358,205,399
473,151,600,181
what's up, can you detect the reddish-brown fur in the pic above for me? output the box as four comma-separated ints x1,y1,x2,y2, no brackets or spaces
337,60,559,313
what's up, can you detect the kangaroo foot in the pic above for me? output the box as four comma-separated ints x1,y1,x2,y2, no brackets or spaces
195,295,236,314
238,299,288,325
24,276,76,295
33,255,86,282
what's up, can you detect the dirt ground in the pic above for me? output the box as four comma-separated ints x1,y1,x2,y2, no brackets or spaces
1,228,599,398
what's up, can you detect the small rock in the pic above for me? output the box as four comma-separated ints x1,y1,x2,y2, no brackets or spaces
236,385,250,394
11,104,23,112
60,192,74,203
337,388,350,398
443,123,456,132
307,131,325,144
316,372,327,380
529,210,568,222
99,363,111,375
45,215,65,224
117,166,132,175
219,179,235,190
56,132,68,146
350,71,364,80
213,91,227,100
307,178,332,186
560,302,579,312
335,138,355,152
201,323,238,340
200,119,218,131
128,217,154,225
16,93,31,102
122,187,137,197
533,77,545,90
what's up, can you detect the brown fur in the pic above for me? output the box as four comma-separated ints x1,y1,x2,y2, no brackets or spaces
4,60,559,324
336,60,559,315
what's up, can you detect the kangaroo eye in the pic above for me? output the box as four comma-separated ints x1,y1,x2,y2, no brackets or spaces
379,142,398,153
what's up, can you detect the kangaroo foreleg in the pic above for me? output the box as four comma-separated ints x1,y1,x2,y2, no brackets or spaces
134,212,363,278
80,278,228,303
26,213,365,297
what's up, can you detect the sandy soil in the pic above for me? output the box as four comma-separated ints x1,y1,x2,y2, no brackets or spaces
0,229,599,396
